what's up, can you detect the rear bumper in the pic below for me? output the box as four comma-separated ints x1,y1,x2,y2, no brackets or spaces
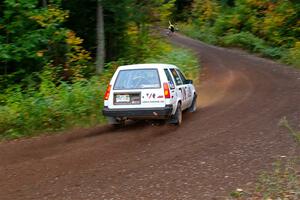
102,105,173,119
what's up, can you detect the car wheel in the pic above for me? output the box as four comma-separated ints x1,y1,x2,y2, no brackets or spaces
113,119,125,128
188,95,197,113
108,117,125,128
173,102,182,126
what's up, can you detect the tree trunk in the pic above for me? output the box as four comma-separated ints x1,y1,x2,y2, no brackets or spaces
96,0,105,74
42,0,47,7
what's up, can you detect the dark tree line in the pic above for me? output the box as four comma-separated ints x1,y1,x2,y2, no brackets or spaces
0,0,174,89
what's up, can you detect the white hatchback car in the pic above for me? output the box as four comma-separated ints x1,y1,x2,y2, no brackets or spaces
102,63,197,126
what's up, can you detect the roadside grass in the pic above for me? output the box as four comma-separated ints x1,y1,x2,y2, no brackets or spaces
0,76,108,139
221,32,283,60
230,118,300,199
283,42,300,69
178,23,300,68
279,117,300,144
0,38,200,140
177,23,218,45
230,158,300,199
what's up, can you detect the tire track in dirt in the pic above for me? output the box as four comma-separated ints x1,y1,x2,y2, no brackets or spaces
0,34,300,200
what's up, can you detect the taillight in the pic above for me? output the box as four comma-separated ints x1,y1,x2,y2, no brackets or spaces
163,82,171,98
104,85,111,100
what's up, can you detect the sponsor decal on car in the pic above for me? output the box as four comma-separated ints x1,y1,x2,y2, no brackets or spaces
169,81,175,89
146,93,156,99
142,93,164,103
142,100,165,103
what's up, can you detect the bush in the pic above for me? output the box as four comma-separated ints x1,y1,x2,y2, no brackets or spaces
221,32,265,51
178,23,219,44
260,47,283,60
0,39,201,140
221,32,284,59
283,42,300,68
179,23,284,60
0,77,107,139
230,158,300,199
180,22,300,66
145,41,200,82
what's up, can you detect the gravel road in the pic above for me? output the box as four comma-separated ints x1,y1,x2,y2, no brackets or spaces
1,34,300,200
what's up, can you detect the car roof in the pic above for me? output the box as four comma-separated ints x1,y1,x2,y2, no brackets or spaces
118,63,178,70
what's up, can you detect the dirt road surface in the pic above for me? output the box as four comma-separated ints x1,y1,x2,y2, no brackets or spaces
1,34,300,200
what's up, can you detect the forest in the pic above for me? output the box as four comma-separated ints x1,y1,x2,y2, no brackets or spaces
176,0,300,66
0,0,299,138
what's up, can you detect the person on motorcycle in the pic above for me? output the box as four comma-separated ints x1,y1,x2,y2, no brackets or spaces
168,21,175,33
168,21,175,36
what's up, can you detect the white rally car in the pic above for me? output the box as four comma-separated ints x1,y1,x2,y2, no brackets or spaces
102,63,197,126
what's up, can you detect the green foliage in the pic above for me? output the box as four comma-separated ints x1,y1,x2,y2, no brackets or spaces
0,75,107,139
0,0,177,85
279,117,300,144
0,1,66,64
62,0,175,61
192,0,220,26
145,40,200,82
241,0,299,46
221,32,283,59
0,0,194,139
0,36,200,140
230,158,300,199
0,0,92,90
284,42,300,68
125,25,156,63
213,10,237,36
178,23,218,44
178,0,300,68
256,159,300,199
230,119,300,199
172,0,194,21
230,189,245,198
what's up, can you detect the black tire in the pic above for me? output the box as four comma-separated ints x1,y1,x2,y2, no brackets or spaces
149,119,166,126
113,119,125,128
107,117,125,128
173,102,182,126
188,95,197,113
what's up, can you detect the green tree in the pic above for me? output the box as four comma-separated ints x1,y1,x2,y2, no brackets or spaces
192,0,220,26
0,0,91,89
96,0,105,74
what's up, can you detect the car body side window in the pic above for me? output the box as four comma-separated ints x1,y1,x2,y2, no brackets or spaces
176,69,188,84
170,68,183,85
164,69,175,89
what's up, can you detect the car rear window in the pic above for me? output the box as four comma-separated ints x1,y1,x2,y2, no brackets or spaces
114,69,161,90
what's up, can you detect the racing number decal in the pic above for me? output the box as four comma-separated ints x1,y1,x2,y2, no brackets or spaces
187,86,192,97
179,88,187,101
